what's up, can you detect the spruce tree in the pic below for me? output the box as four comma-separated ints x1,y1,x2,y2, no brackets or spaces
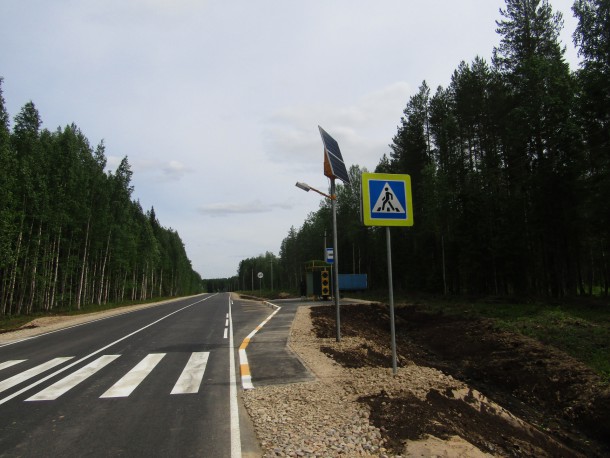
573,0,610,294
493,0,580,296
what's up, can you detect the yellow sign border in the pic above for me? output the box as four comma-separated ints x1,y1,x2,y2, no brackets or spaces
361,173,413,227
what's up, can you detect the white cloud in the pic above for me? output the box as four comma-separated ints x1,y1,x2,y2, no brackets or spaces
263,81,411,171
161,160,191,181
197,199,293,217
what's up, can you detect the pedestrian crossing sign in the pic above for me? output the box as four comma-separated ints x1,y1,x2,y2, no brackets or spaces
361,173,413,226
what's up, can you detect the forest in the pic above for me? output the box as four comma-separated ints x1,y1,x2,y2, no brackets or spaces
237,0,610,298
0,86,203,318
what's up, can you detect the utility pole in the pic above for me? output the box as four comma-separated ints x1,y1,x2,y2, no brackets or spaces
269,259,274,291
331,178,341,342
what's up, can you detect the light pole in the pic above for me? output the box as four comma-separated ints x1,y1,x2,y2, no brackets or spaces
269,259,274,291
295,180,341,342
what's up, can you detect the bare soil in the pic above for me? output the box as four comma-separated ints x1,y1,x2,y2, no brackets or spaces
310,303,610,457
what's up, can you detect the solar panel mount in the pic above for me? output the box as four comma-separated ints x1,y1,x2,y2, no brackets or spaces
319,125,350,184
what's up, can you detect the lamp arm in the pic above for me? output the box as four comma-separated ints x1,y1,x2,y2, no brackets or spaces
311,188,335,200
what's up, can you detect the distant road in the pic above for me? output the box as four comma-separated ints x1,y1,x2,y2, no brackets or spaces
0,293,269,457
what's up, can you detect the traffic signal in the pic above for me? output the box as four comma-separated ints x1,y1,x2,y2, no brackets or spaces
321,270,330,297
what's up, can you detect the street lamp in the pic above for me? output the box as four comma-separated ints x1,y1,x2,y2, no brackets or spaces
295,182,334,200
295,181,311,192
295,180,341,342
295,126,350,343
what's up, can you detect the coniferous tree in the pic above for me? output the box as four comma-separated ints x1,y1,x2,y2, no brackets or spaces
573,0,610,294
493,0,580,296
261,0,610,299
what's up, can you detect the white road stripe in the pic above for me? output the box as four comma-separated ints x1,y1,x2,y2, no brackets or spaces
238,349,253,390
223,328,228,339
229,296,242,458
0,358,73,394
170,352,209,394
0,294,215,406
0,360,27,371
101,353,166,398
26,355,120,401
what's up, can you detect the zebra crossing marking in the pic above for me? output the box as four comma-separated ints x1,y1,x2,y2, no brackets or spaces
0,352,213,402
0,357,74,395
0,297,215,406
100,353,166,398
171,352,209,394
26,355,120,401
0,360,26,371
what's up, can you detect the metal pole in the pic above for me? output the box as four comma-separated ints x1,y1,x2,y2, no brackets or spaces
386,226,397,374
324,230,327,260
331,178,341,342
270,260,274,291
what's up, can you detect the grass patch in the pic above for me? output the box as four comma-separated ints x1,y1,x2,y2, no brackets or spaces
0,314,40,333
498,307,610,381
391,296,610,382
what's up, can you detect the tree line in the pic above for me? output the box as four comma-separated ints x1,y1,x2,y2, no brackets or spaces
205,252,280,294
244,0,610,298
0,86,202,317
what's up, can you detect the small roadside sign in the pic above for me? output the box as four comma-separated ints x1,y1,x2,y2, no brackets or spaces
325,247,334,264
360,172,414,375
361,173,413,227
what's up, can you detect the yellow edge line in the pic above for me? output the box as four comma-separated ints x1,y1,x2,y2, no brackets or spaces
238,302,281,389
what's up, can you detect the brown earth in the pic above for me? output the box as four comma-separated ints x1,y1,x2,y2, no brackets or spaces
310,303,610,457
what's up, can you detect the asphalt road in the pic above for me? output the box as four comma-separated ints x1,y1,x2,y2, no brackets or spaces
0,293,273,458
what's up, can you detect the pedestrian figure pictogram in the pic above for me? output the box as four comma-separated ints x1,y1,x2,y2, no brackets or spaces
371,182,406,215
377,186,400,212
361,173,413,227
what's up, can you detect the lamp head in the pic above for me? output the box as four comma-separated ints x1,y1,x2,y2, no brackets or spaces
295,182,311,192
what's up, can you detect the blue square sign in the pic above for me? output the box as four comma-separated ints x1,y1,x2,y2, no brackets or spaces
361,173,413,227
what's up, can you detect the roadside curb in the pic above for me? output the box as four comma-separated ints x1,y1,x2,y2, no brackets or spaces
238,301,281,390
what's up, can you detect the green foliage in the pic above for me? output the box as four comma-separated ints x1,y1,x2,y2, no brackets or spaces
0,85,202,317
257,0,610,300
236,251,280,291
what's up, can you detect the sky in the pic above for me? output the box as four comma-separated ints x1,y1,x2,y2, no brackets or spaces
1,0,581,279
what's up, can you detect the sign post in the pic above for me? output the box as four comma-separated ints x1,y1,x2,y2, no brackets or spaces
361,173,413,374
257,272,263,296
319,126,350,342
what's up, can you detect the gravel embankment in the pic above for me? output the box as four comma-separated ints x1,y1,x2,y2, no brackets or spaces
242,305,494,458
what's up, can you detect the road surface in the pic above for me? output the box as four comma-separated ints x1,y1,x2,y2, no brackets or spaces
0,293,271,457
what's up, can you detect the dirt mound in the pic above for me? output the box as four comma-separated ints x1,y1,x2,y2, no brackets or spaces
361,388,575,457
310,303,610,457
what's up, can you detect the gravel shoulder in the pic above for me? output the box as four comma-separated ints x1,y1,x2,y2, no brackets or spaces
242,302,609,457
242,304,495,457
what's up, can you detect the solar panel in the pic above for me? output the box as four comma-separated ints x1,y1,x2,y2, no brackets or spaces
319,126,350,184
